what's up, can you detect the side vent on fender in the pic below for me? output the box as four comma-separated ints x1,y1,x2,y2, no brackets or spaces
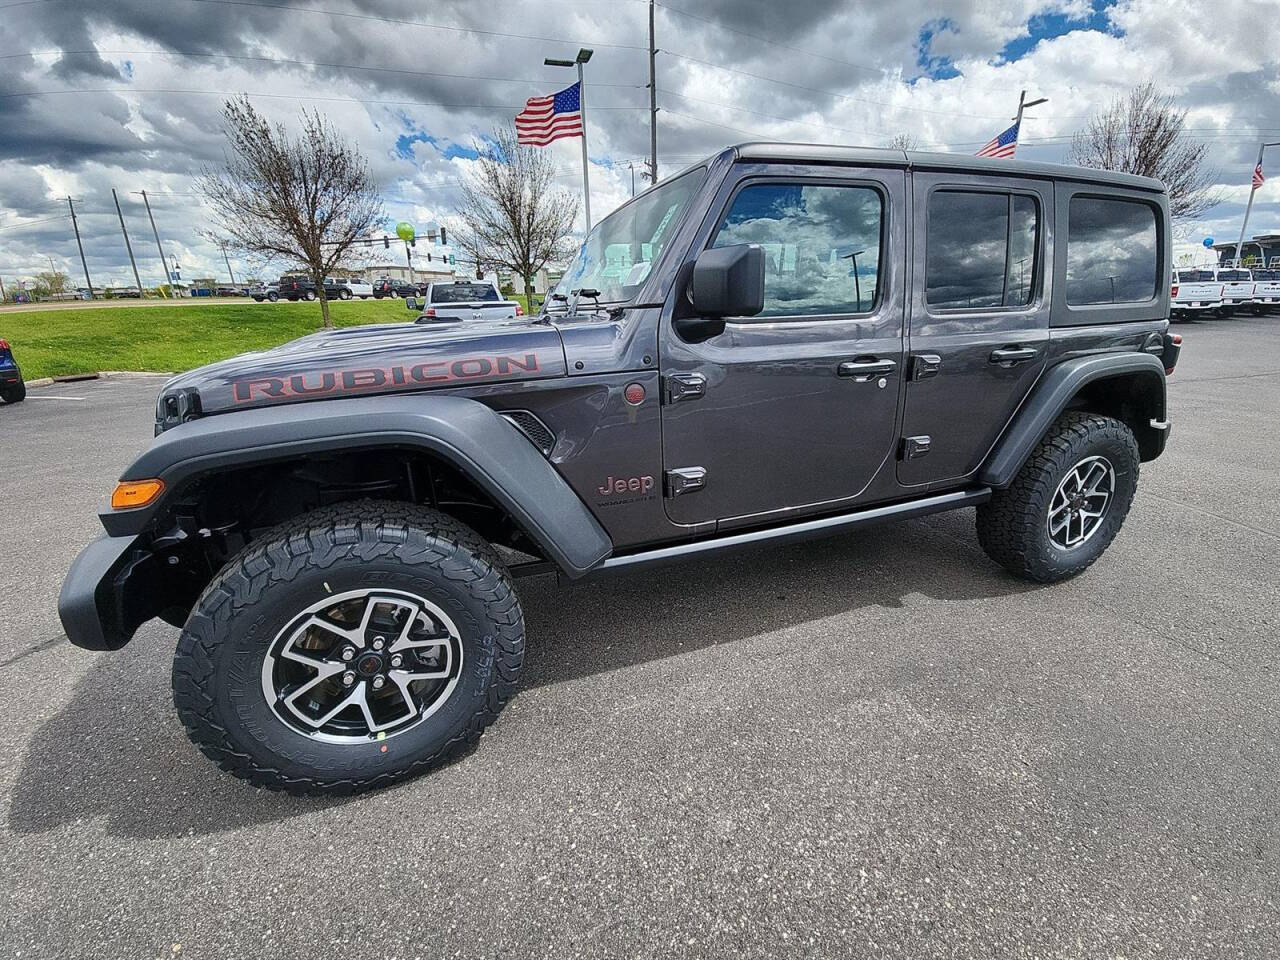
500,410,556,456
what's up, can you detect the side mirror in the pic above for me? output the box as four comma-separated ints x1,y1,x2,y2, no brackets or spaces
404,296,420,311
690,243,765,318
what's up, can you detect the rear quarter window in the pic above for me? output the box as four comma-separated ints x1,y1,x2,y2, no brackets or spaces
1065,196,1158,305
431,284,500,303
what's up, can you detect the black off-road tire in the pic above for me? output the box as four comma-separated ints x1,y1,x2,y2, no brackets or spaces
172,501,525,794
0,380,25,403
976,412,1139,583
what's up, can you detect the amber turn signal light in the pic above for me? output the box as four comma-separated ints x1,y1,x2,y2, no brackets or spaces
111,479,164,510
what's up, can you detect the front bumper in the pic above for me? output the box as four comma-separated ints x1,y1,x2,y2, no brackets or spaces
58,534,175,650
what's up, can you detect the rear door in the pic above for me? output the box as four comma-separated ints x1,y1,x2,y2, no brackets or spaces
659,163,906,527
898,174,1052,487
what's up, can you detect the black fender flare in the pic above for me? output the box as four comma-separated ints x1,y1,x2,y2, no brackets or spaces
103,394,613,577
979,353,1167,489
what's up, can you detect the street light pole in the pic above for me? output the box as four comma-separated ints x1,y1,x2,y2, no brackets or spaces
1234,141,1279,265
545,48,594,230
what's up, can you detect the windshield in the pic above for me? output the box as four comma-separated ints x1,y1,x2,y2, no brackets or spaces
431,283,499,303
552,167,705,304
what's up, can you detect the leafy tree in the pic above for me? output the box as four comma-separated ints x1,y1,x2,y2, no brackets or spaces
1069,82,1223,222
32,270,70,298
197,95,383,328
456,126,579,303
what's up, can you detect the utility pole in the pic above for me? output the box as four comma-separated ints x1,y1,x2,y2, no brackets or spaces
67,196,93,298
1234,141,1278,265
648,0,658,184
138,190,171,295
219,241,236,286
1012,89,1047,155
112,188,143,294
629,162,636,197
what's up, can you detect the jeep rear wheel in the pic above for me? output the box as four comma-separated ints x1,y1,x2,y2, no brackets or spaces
0,380,25,403
172,501,525,794
976,412,1139,583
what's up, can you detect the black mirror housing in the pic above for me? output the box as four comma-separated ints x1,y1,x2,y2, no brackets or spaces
690,243,765,318
404,296,420,311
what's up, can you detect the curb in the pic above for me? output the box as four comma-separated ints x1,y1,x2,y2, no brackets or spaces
27,370,172,388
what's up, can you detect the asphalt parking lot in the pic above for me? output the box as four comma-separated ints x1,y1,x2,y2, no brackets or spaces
1,317,1278,959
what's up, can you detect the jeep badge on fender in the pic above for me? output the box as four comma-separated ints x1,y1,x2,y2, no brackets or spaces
59,142,1178,794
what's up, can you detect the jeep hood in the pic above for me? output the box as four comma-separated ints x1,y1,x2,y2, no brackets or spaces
159,317,566,419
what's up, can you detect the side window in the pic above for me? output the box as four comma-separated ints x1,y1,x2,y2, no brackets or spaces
1065,196,1158,305
925,190,1039,309
711,182,883,317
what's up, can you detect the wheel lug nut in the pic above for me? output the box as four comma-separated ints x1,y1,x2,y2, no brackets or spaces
371,675,386,690
341,647,355,661
341,671,356,687
372,636,386,650
390,654,403,668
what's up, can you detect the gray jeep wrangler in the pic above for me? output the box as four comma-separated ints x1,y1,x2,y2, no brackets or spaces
59,144,1182,793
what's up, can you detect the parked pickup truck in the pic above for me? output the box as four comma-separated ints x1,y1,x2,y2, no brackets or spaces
1215,267,1254,316
1170,268,1221,320
1250,268,1280,313
60,143,1181,794
406,280,522,322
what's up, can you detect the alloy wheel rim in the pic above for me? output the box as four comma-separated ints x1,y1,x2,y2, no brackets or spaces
1046,455,1115,550
261,588,463,744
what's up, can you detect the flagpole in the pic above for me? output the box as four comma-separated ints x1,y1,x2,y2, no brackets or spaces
578,59,591,230
1233,142,1276,265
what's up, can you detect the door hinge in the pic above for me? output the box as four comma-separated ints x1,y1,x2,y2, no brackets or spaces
910,354,942,381
665,466,707,497
663,372,707,404
900,436,931,460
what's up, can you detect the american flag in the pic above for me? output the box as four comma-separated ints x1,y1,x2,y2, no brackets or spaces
975,120,1020,159
515,82,583,146
1253,162,1266,189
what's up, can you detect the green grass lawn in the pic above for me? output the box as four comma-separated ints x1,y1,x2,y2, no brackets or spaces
3,298,458,380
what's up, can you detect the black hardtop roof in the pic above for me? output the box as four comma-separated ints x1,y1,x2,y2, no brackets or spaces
721,142,1165,193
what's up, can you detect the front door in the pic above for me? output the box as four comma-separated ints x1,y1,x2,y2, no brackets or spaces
898,173,1053,487
660,166,906,527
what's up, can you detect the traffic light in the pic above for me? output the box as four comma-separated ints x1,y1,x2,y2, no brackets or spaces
383,236,389,249
440,226,447,245
410,237,416,247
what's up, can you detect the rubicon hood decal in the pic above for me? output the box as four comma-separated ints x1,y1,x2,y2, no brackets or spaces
160,319,566,414
233,353,542,403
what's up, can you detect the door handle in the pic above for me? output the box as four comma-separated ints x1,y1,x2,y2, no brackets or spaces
989,346,1038,365
837,358,897,382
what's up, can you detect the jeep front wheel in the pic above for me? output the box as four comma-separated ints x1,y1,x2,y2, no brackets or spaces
976,411,1139,583
172,501,525,794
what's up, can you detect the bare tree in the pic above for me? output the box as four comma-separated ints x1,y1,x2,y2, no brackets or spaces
1069,82,1223,222
456,125,579,303
197,95,383,328
887,133,920,151
451,225,492,280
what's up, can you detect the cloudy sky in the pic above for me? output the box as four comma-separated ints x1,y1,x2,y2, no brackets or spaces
1,0,1277,288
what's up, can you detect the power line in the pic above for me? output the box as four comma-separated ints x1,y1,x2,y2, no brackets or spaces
181,0,649,50
0,87,648,113
5,49,647,92
655,1,883,76
0,214,72,234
